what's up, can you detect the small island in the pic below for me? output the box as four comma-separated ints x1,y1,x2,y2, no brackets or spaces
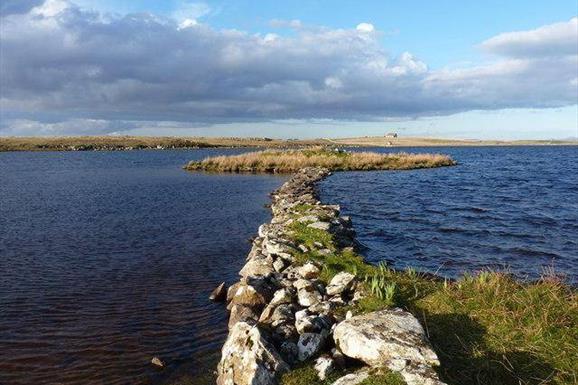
184,147,456,173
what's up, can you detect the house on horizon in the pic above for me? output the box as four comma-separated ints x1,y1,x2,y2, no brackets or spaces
385,132,398,138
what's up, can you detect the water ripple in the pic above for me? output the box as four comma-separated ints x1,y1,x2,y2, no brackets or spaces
0,149,287,385
321,146,578,283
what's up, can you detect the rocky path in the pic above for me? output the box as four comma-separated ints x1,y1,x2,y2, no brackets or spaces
212,167,447,385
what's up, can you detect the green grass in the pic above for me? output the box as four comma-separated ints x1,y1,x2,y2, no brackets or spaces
289,222,336,254
280,365,344,385
284,214,578,385
279,364,406,385
359,372,406,385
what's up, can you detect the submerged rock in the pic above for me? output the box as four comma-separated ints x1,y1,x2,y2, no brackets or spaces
217,322,289,385
151,356,165,368
209,282,227,302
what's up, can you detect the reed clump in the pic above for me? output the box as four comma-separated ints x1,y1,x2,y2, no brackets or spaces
184,147,456,172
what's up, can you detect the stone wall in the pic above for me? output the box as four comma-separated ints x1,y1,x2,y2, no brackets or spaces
213,167,447,385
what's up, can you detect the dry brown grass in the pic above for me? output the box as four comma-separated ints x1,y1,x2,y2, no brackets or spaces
184,147,456,172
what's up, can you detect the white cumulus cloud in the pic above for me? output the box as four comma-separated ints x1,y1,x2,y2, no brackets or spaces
0,1,576,136
481,17,578,58
356,22,375,33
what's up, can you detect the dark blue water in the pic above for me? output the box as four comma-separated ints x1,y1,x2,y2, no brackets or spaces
0,149,287,385
321,146,578,283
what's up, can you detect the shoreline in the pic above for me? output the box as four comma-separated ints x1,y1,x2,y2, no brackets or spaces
2,136,577,152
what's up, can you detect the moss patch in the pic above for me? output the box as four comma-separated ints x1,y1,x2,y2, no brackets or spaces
279,364,343,385
359,372,406,385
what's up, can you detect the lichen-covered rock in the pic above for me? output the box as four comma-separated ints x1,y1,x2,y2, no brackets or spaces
270,288,293,307
297,262,321,279
308,221,331,231
297,287,322,307
326,272,356,296
295,310,320,334
297,215,320,223
273,258,286,272
228,304,258,329
217,322,289,385
279,341,299,364
314,355,336,380
297,331,327,361
399,363,448,385
263,239,297,258
228,283,270,309
333,308,440,368
240,257,274,278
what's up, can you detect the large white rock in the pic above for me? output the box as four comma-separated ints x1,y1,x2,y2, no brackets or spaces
217,322,289,385
333,308,440,368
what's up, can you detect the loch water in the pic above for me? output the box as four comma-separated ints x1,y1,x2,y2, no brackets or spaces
0,149,287,385
321,146,578,283
0,146,576,385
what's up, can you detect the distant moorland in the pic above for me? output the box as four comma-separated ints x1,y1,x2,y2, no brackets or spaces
0,136,324,152
1,136,576,152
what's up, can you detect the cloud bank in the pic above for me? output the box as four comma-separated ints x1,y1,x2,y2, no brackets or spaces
0,0,576,135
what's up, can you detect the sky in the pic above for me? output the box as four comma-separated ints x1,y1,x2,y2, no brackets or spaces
0,0,577,139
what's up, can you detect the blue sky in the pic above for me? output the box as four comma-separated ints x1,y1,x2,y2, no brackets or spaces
76,0,576,66
1,0,577,139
